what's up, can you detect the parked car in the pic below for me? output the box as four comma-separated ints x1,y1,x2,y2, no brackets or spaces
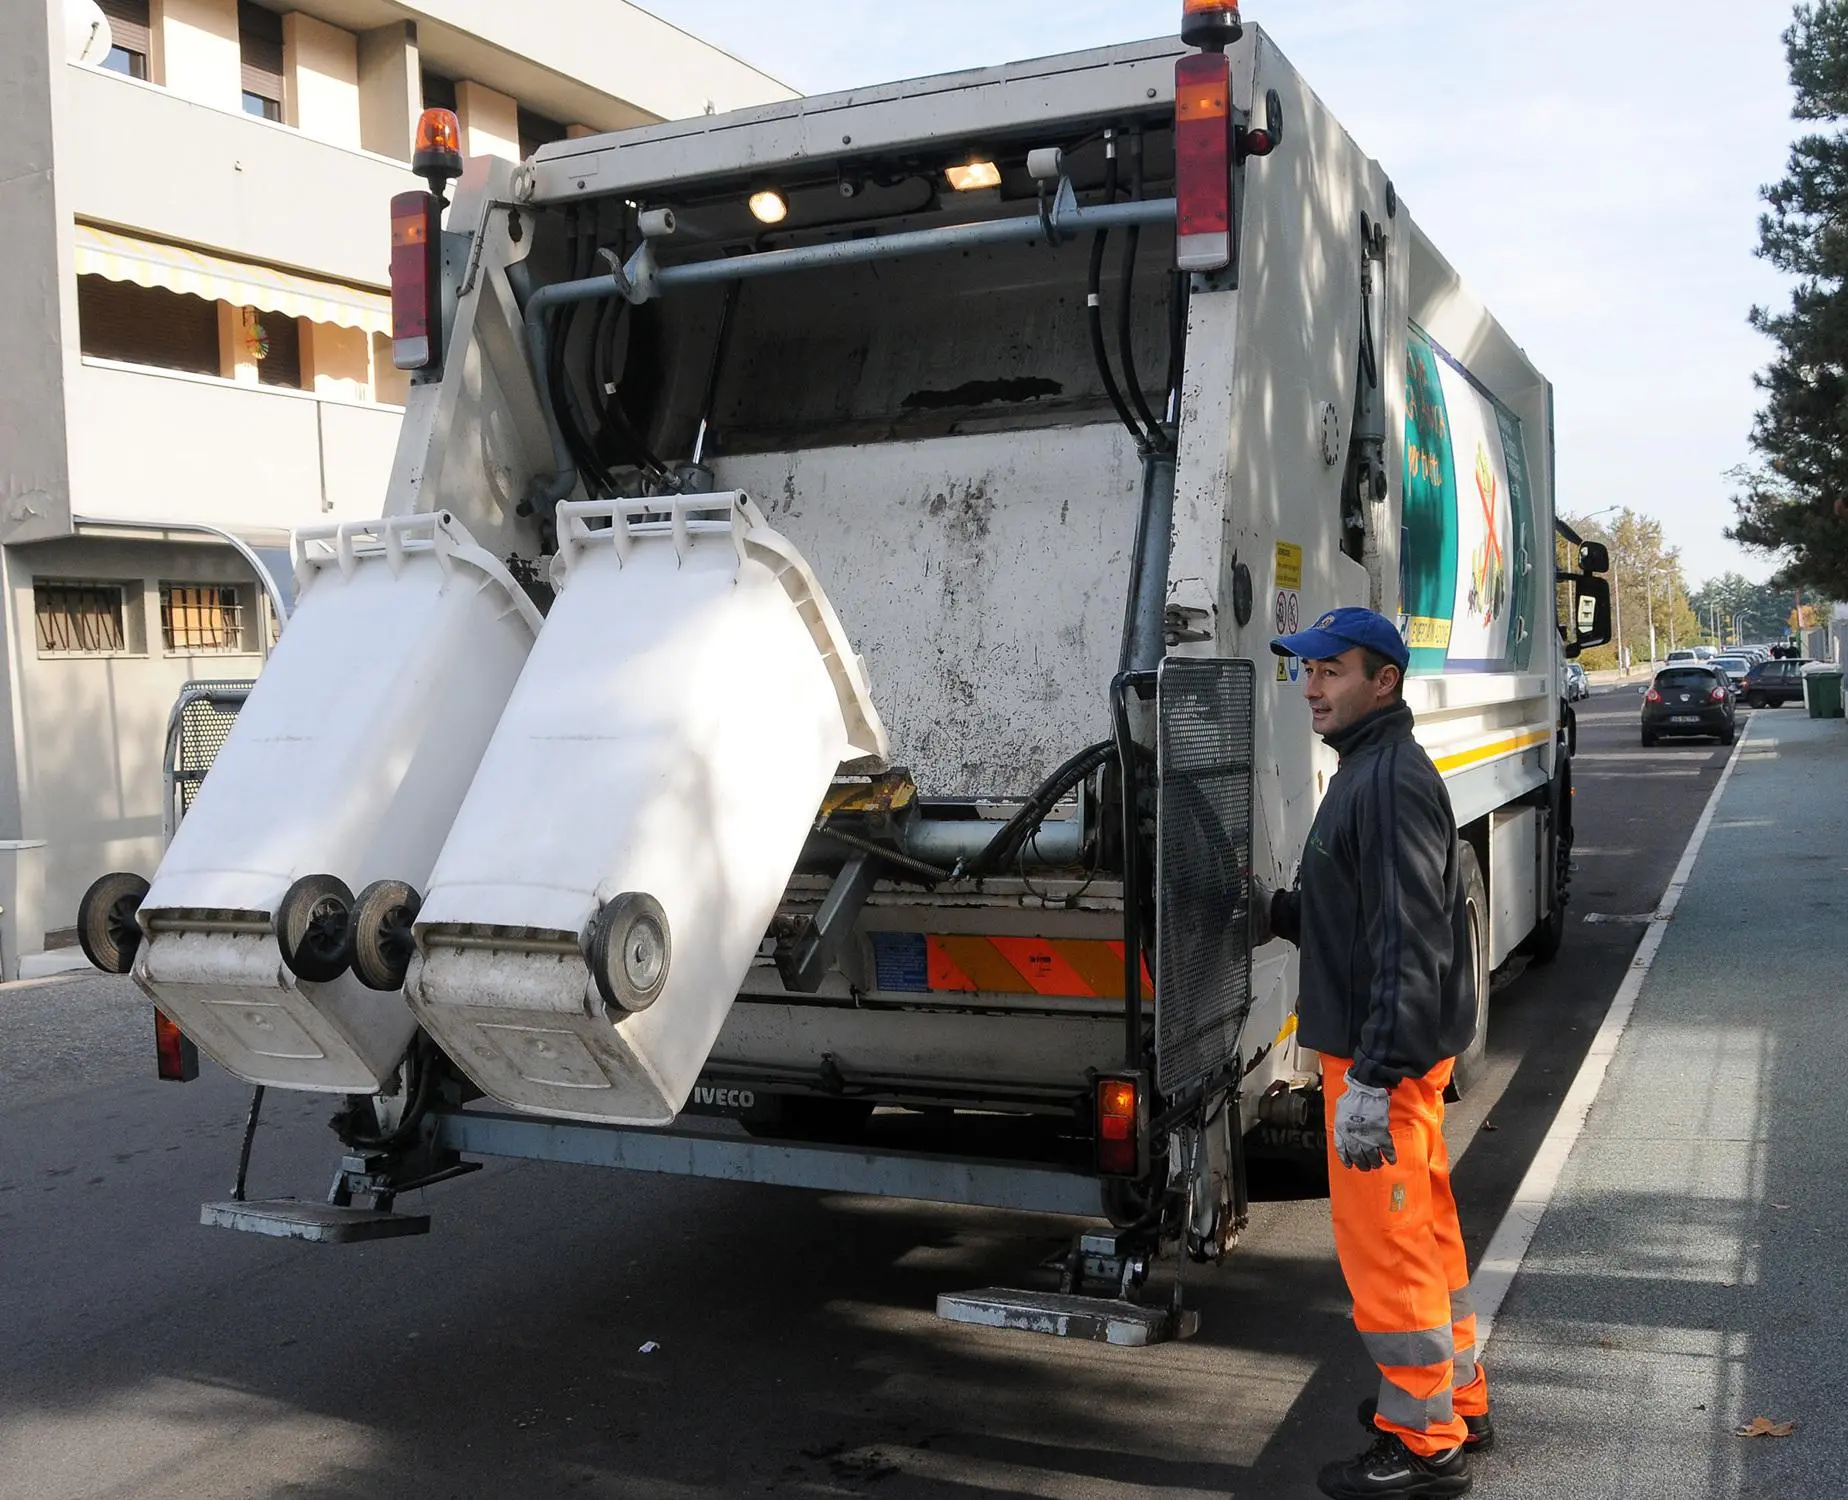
1564,661,1590,701
1738,657,1814,708
1641,664,1736,746
1710,655,1752,687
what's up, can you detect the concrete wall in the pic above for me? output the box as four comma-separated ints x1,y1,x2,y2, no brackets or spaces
10,533,270,925
356,21,418,160
455,76,518,160
151,0,240,112
1,0,78,550
410,0,794,121
283,11,361,149
68,359,401,529
64,62,414,286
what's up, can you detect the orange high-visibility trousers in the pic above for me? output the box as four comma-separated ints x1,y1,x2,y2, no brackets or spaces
1321,1055,1489,1458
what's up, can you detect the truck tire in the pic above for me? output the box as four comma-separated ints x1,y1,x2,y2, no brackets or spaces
275,873,355,984
78,871,150,974
349,879,421,992
1521,761,1572,966
1447,844,1490,1101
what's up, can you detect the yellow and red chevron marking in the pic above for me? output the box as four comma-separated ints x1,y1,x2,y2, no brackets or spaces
922,935,1153,1000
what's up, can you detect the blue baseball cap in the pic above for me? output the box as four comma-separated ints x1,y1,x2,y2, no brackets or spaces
1271,606,1410,670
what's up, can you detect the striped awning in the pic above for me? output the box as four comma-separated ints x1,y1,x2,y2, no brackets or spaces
73,222,391,337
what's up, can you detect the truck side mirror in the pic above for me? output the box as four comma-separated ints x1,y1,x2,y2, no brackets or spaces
1579,540,1610,574
1566,575,1613,656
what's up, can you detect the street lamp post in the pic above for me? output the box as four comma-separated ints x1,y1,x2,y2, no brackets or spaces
1645,570,1658,667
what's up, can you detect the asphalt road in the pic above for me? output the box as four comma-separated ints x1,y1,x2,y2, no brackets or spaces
0,684,1741,1500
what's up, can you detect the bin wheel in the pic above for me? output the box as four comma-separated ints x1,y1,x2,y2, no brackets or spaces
275,873,355,983
78,871,150,974
588,892,671,1014
350,879,421,992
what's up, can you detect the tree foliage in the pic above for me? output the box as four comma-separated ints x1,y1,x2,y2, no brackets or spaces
1560,509,1700,671
1686,571,1813,643
1734,2,1848,594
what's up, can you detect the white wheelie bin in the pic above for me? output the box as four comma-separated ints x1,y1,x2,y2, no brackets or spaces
119,513,544,1092
407,493,887,1124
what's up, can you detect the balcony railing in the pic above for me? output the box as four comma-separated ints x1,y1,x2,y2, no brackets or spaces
68,359,402,531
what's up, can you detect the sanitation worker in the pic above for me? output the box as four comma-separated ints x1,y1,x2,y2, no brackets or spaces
1257,606,1491,1500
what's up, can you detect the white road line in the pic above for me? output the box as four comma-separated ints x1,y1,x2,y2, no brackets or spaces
1471,713,1754,1351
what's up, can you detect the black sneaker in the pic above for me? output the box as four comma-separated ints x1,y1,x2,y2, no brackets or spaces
1316,1431,1472,1499
1357,1397,1494,1454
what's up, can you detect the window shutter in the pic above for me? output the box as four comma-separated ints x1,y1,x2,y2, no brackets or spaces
77,275,221,376
238,2,283,102
97,0,150,56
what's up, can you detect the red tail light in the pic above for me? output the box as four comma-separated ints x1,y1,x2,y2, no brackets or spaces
1174,51,1232,272
1709,687,1726,703
1644,689,1662,704
1095,1073,1147,1177
155,1008,198,1083
390,190,443,371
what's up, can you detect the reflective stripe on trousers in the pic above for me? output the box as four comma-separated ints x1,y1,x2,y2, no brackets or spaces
1322,1054,1490,1458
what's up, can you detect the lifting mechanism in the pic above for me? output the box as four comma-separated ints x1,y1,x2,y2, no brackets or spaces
79,8,1312,1347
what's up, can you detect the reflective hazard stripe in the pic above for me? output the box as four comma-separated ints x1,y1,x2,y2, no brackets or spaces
914,935,1153,999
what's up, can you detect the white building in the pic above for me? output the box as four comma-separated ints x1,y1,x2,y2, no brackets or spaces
0,0,792,971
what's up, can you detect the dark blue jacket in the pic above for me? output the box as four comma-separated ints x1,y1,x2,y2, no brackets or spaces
1272,702,1476,1088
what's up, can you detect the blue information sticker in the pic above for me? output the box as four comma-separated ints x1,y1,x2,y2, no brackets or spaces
869,931,930,993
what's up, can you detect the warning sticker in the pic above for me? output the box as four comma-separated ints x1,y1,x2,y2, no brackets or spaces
1275,540,1303,592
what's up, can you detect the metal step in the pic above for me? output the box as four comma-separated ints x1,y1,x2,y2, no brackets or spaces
936,1287,1198,1347
200,1199,431,1243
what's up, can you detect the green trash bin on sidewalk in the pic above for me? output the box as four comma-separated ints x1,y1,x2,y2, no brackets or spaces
1803,664,1845,718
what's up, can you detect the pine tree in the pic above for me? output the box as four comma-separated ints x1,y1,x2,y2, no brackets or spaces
1733,2,1848,594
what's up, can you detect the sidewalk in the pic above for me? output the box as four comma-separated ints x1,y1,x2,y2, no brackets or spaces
1475,711,1848,1496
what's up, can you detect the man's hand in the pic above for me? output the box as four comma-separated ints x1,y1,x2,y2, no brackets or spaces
1333,1073,1396,1170
1250,881,1277,947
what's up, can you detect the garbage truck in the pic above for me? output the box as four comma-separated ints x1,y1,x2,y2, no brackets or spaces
80,4,1611,1345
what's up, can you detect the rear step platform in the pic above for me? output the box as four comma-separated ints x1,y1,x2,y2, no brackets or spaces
200,1199,431,1243
936,1288,1198,1347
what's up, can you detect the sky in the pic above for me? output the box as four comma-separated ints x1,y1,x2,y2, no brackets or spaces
640,0,1799,587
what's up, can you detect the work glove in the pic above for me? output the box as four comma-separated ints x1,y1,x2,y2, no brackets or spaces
1333,1073,1397,1171
1250,881,1277,947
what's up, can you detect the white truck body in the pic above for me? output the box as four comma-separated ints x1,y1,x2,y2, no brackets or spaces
99,25,1606,1303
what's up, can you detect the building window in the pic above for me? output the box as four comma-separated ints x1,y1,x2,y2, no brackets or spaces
161,584,250,654
518,107,566,160
35,582,131,656
77,275,220,377
97,0,150,80
239,1,284,120
241,309,303,388
421,70,457,113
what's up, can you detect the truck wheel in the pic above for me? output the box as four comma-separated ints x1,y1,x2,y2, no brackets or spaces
275,874,355,984
1447,844,1490,1101
1521,763,1572,966
350,879,421,992
589,892,671,1014
78,871,150,974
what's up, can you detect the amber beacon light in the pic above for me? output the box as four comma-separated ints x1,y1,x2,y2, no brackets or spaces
412,107,464,196
1181,0,1242,51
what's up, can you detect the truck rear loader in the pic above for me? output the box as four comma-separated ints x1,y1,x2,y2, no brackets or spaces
80,4,1611,1344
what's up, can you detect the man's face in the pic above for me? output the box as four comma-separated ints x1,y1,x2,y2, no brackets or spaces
1301,646,1398,739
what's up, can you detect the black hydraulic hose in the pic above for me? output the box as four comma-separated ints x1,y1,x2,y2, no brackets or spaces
597,298,669,481
1088,129,1152,450
965,739,1117,878
1118,131,1168,447
339,1038,439,1152
1163,269,1191,421
1089,233,1149,448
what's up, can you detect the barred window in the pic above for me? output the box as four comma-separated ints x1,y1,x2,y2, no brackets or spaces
161,584,248,654
36,582,129,655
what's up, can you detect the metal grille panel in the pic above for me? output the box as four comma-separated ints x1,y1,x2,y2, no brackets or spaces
176,681,252,814
1154,658,1256,1093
